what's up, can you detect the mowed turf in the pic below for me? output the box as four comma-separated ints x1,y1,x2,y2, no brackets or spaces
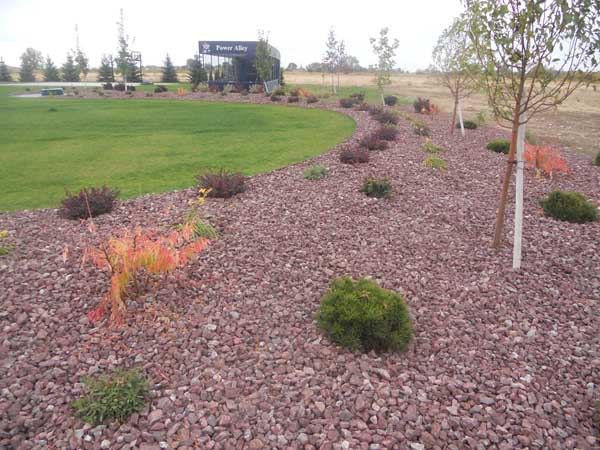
0,86,355,211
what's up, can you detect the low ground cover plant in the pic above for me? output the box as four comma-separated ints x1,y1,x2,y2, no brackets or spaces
541,190,598,223
0,230,13,256
487,139,511,154
361,177,392,198
154,85,168,93
458,120,478,129
340,146,370,164
411,118,431,137
373,110,399,125
384,95,398,106
350,92,365,103
316,276,413,352
354,102,371,112
273,88,286,96
422,140,444,153
59,186,119,220
594,151,600,166
375,125,399,141
72,368,148,425
287,96,299,103
270,94,281,102
424,156,447,170
360,134,389,151
303,165,328,180
306,95,319,104
250,85,264,94
196,169,246,198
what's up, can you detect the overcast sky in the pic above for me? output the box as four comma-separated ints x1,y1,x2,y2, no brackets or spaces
0,0,464,71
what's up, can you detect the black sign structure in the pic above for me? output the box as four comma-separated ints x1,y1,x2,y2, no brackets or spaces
198,40,281,90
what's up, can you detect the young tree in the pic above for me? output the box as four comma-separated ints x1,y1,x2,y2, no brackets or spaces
127,59,142,83
161,54,178,82
465,0,600,258
43,56,61,81
61,53,81,82
19,48,43,82
323,28,339,93
74,25,89,80
115,9,134,91
431,17,480,134
187,54,207,89
0,59,13,82
255,30,272,83
97,55,115,82
370,28,399,104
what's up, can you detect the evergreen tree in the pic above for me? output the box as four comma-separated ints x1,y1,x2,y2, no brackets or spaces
161,54,178,82
127,60,142,82
19,48,42,82
75,50,89,80
61,54,81,82
43,56,61,81
0,59,12,82
255,30,272,82
97,55,115,82
187,54,207,89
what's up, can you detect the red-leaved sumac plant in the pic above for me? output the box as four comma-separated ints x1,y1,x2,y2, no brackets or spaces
524,143,570,179
85,223,209,325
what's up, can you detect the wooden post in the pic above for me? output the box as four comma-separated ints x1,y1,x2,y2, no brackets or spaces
457,99,465,137
512,108,527,270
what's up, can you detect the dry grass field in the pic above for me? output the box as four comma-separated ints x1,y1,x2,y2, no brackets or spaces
287,71,600,155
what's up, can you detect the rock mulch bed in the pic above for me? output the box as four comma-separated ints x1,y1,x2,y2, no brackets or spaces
0,96,599,450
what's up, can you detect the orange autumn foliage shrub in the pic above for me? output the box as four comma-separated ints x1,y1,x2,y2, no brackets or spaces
85,223,209,325
524,143,570,178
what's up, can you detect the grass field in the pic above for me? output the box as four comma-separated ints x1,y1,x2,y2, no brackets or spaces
0,86,355,211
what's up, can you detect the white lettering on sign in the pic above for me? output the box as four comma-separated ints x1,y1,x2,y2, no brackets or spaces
214,45,248,53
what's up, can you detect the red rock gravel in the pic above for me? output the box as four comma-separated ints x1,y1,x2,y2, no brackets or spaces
0,96,599,450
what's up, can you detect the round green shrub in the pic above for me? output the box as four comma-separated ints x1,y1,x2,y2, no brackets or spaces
384,95,398,106
316,277,413,353
486,139,510,154
458,120,477,129
594,151,600,166
540,190,598,223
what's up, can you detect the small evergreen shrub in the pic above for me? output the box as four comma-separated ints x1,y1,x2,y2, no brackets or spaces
316,276,413,352
72,369,148,425
424,156,447,170
340,146,370,164
339,98,355,108
59,186,119,220
196,169,246,198
486,139,511,154
154,85,168,93
270,94,281,102
287,96,299,103
458,120,477,129
102,83,113,90
306,95,319,104
540,190,598,223
375,125,399,141
384,95,398,106
303,165,328,180
422,140,443,153
373,110,399,125
593,151,600,166
113,84,135,92
273,87,286,96
361,177,392,198
360,134,389,151
367,105,384,116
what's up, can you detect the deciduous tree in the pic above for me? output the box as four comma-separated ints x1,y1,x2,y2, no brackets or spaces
19,48,42,82
370,28,399,104
0,58,13,82
431,17,480,134
464,0,600,262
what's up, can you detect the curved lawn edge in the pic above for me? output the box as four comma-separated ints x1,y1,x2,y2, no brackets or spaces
0,93,358,213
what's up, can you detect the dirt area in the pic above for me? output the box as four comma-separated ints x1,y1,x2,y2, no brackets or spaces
286,71,600,155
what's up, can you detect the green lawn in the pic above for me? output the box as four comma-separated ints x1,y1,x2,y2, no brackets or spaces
0,86,355,211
